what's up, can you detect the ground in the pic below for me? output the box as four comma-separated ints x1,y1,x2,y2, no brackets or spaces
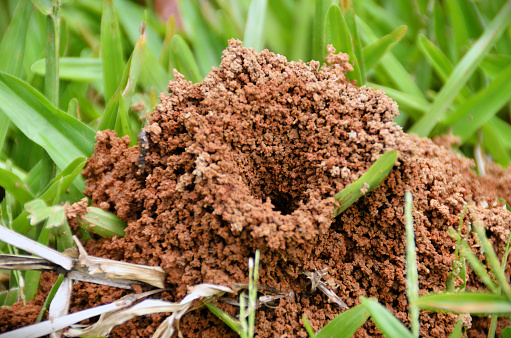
1,40,511,337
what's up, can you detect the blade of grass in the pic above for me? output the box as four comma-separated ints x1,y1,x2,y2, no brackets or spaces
243,0,267,52
169,34,203,84
360,297,414,338
409,1,511,136
289,0,313,61
113,0,162,57
312,0,334,64
333,150,398,218
0,72,95,170
482,121,510,168
417,34,472,101
470,211,511,301
302,315,318,337
141,34,169,94
0,169,34,204
315,304,369,338
99,28,144,134
79,207,127,237
481,54,511,78
31,57,103,81
324,4,362,84
453,233,499,293
449,318,464,338
101,0,124,103
0,0,33,154
363,25,407,71
369,83,427,119
415,293,511,314
158,16,175,69
36,273,64,322
491,117,511,149
405,191,419,337
177,0,221,77
5,156,86,240
32,0,52,15
44,0,60,106
341,1,365,84
356,17,424,100
23,223,53,301
205,302,241,334
448,65,511,142
0,0,32,77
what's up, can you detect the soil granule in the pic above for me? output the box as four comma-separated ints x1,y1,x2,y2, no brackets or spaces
2,40,511,337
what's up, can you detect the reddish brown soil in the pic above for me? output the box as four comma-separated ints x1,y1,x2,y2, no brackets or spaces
2,40,511,337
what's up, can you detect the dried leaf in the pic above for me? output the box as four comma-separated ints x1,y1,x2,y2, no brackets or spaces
74,236,167,289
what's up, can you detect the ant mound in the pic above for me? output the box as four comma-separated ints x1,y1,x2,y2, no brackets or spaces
3,40,510,337
80,40,511,336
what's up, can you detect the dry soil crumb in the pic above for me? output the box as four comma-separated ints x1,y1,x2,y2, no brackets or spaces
2,40,511,337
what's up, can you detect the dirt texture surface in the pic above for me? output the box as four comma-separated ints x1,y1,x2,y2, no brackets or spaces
2,40,511,337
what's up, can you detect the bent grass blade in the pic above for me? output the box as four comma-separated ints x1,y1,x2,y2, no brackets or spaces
332,150,398,218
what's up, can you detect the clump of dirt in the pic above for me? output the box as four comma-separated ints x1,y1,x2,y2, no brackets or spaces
2,40,511,337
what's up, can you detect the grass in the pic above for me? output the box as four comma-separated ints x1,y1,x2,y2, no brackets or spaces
0,0,510,336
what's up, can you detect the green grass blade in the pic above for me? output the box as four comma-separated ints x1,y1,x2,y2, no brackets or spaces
141,38,171,94
417,34,454,82
205,302,241,334
0,0,32,77
491,117,511,149
360,297,414,338
324,4,362,84
448,318,464,338
417,34,472,101
101,0,124,103
99,29,143,132
0,168,34,204
79,207,127,237
169,34,203,84
471,217,511,300
113,0,162,57
409,1,511,136
312,0,334,64
316,304,369,338
333,150,398,218
342,1,365,84
177,0,221,77
481,54,511,78
8,157,86,238
415,293,511,314
449,65,511,142
302,315,318,338
0,0,33,153
36,274,64,322
158,16,175,69
32,0,52,15
44,1,60,106
0,287,22,307
243,0,267,52
67,97,78,118
31,57,103,81
405,191,419,337
482,121,510,169
0,72,95,170
363,25,407,71
369,83,427,119
356,17,424,100
458,238,499,293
